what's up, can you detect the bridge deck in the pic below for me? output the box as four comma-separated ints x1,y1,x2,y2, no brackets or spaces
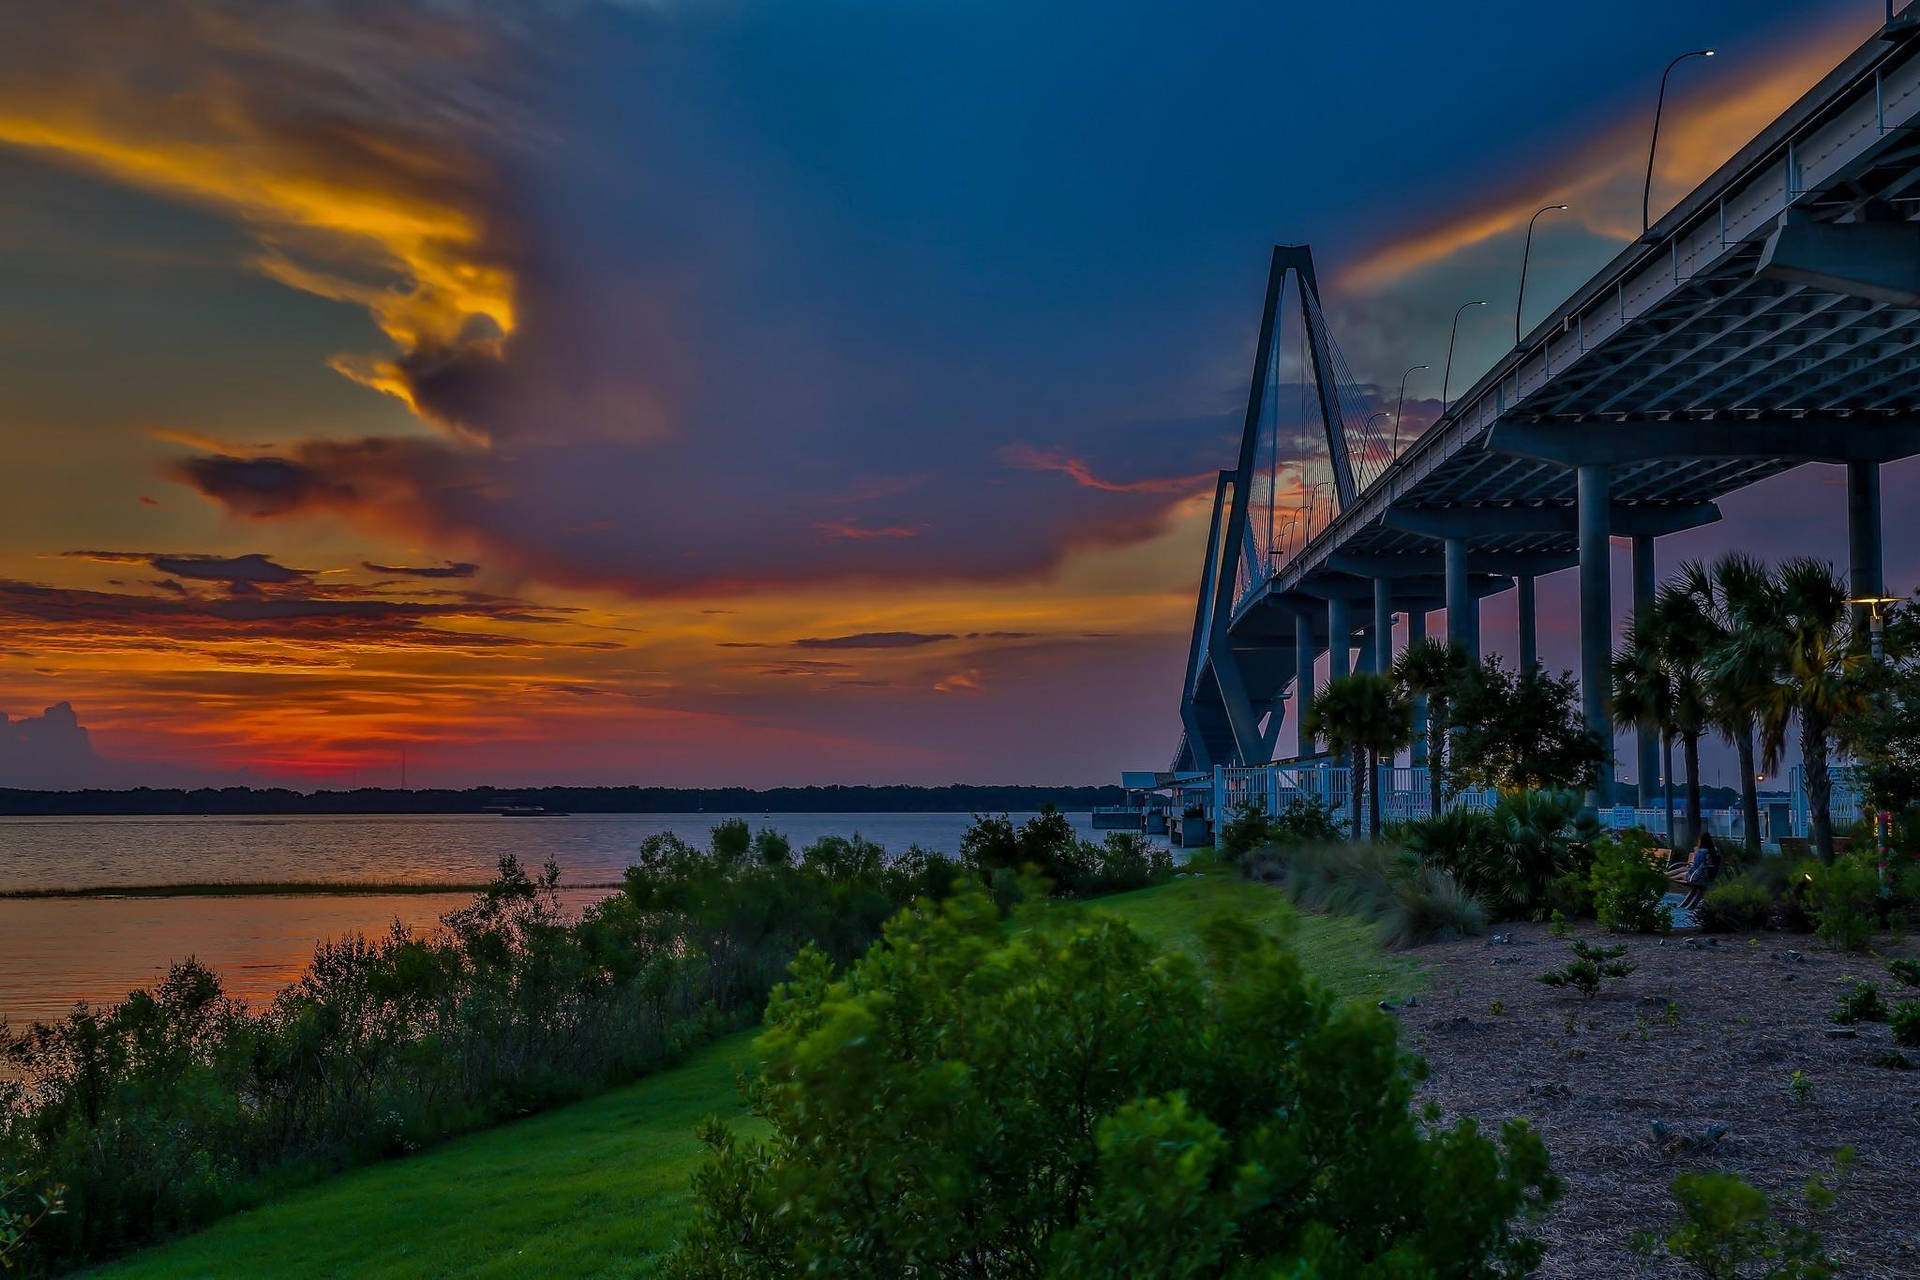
1182,10,1920,774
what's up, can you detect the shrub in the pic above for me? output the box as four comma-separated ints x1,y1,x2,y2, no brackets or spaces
1892,1001,1920,1048
1537,939,1636,1002
1217,798,1271,860
1805,854,1881,951
1590,831,1672,934
666,891,1561,1278
1697,876,1775,934
1401,791,1581,922
1631,1157,1846,1279
1831,982,1887,1025
4,830,970,1273
1888,956,1920,988
1269,794,1344,844
0,1167,63,1272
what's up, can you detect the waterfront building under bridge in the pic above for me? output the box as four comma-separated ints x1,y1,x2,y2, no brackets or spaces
1176,11,1920,805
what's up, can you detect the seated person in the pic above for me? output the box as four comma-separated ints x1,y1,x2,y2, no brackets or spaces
1666,832,1720,910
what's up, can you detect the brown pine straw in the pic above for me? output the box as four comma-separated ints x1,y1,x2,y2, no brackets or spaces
1391,920,1920,1278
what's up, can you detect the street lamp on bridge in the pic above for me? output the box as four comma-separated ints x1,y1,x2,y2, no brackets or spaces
1393,363,1428,457
1644,48,1717,234
1517,203,1570,344
1441,300,1486,411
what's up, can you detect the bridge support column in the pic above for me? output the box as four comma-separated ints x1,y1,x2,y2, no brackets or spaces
1327,595,1351,683
1632,534,1659,808
1373,577,1394,677
1848,460,1883,631
1444,537,1478,662
1407,609,1428,765
1295,613,1316,757
1517,574,1538,675
1578,464,1615,806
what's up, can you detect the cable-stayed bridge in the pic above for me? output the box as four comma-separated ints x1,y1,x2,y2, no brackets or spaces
1179,8,1920,800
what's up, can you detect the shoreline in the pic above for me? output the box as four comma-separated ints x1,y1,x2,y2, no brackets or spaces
0,880,624,900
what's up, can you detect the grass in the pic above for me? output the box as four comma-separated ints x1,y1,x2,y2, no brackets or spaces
1,881,621,900
95,866,1415,1279
94,1033,766,1280
1091,866,1421,1002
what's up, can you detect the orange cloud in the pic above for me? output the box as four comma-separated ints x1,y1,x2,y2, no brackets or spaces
1338,25,1868,293
1001,444,1214,495
0,3,515,438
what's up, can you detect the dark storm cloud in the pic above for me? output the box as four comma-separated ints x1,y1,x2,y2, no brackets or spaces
793,632,956,650
363,560,481,579
65,550,314,592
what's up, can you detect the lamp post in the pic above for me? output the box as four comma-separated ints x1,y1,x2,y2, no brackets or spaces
1644,49,1716,234
1848,594,1902,661
1367,411,1391,466
1517,203,1570,344
1303,481,1329,541
1442,300,1486,410
1393,363,1429,456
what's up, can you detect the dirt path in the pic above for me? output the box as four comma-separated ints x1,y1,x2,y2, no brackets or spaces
1395,922,1920,1278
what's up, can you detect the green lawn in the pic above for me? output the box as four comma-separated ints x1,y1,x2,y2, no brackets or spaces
93,1034,766,1280
98,869,1415,1279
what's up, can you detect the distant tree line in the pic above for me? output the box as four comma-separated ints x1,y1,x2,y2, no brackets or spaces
0,783,1125,817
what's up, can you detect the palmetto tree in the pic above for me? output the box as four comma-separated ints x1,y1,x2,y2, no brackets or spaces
1304,671,1411,839
1718,557,1871,863
1647,584,1715,850
1390,637,1471,818
1609,616,1678,841
1673,555,1769,858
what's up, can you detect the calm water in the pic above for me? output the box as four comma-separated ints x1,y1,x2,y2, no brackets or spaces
0,812,1097,1026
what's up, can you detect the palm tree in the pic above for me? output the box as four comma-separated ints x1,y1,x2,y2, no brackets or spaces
1610,616,1677,842
1674,555,1769,859
1647,585,1714,850
1390,638,1471,818
1304,671,1411,839
1718,557,1871,863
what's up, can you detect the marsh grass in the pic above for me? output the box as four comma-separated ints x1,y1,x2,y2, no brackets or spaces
0,881,621,900
1249,840,1487,949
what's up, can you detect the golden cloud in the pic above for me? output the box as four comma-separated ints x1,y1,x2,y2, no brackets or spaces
1338,26,1867,293
0,2,516,438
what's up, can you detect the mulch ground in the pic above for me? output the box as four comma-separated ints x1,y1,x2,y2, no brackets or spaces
1393,921,1920,1278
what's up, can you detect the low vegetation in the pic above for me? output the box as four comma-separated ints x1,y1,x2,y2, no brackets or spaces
666,888,1558,1278
90,865,1411,1279
0,809,1172,1275
1537,939,1636,1003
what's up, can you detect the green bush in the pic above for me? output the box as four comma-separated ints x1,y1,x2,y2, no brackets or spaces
1269,794,1345,844
1401,791,1582,922
1217,798,1271,860
1632,1158,1844,1280
1888,956,1920,988
1831,981,1887,1025
960,810,1174,898
666,891,1561,1278
1804,854,1881,951
3,830,971,1273
1697,876,1776,934
1589,831,1673,934
1893,1001,1920,1048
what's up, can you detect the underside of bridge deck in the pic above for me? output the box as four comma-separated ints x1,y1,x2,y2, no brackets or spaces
1175,15,1920,779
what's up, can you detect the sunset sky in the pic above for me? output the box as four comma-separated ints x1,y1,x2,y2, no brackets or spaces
2,0,1914,789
